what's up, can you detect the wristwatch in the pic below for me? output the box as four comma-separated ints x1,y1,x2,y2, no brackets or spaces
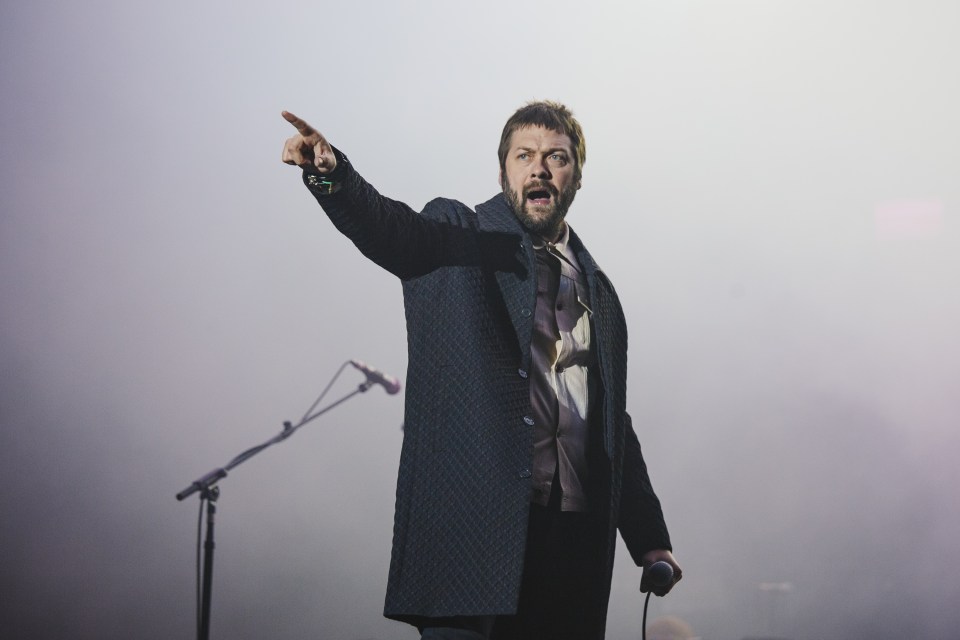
304,173,340,194
303,148,349,195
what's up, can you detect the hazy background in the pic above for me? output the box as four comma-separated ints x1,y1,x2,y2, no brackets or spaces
2,1,958,638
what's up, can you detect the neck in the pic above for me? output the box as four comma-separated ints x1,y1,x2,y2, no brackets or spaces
542,221,566,244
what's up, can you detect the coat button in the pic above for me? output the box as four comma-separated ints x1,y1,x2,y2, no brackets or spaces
523,416,535,426
518,368,528,379
519,468,532,479
519,308,532,318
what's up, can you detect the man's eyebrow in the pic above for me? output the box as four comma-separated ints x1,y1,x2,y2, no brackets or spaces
514,146,569,154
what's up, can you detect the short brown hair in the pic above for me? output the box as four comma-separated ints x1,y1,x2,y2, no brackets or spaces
498,100,586,181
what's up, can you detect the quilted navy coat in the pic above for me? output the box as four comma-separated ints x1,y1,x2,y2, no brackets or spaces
305,151,671,638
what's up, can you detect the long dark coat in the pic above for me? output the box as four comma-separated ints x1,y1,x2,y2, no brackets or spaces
305,152,671,638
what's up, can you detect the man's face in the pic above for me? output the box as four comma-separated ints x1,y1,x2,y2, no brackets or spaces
500,125,580,241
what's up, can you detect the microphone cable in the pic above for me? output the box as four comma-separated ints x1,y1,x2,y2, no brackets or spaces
641,560,675,640
642,590,653,640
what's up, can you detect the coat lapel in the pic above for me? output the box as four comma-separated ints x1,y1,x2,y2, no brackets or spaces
475,194,537,366
569,227,620,458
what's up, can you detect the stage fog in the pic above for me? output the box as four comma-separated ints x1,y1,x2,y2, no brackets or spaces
2,2,958,638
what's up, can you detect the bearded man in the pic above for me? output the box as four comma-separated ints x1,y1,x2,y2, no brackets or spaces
281,100,681,640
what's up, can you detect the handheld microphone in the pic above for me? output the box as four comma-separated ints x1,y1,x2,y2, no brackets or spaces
641,561,675,640
647,561,674,587
350,360,402,395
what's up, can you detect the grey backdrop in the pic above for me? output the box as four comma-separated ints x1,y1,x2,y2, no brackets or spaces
2,1,958,639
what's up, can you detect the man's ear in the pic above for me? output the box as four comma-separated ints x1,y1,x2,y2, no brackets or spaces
498,169,504,189
577,179,582,190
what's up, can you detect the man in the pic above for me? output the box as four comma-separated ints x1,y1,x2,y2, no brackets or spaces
281,101,681,639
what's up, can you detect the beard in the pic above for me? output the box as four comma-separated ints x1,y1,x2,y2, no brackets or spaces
503,177,578,241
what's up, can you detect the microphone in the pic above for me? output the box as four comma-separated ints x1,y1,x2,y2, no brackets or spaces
350,360,402,395
647,561,674,587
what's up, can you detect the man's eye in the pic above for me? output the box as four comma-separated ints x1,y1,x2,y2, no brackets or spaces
518,153,529,160
551,154,567,163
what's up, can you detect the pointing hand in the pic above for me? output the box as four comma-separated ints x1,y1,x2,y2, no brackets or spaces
280,111,337,174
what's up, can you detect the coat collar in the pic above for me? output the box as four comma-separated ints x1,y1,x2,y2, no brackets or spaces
474,193,607,362
475,192,524,235
475,193,600,271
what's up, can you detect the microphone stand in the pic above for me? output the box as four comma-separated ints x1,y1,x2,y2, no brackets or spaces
176,371,379,640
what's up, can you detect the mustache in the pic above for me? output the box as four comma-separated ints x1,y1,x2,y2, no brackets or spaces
523,181,558,198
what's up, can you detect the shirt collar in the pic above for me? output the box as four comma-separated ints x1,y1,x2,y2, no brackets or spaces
532,223,582,274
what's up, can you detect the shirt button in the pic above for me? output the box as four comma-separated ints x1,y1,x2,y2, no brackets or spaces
519,468,532,479
523,416,535,426
520,308,532,318
518,368,528,379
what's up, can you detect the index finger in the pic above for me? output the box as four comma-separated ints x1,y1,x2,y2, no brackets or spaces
281,110,316,136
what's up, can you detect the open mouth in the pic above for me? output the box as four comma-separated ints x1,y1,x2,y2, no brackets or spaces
524,185,555,206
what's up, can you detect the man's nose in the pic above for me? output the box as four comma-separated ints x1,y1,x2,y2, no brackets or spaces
531,157,550,178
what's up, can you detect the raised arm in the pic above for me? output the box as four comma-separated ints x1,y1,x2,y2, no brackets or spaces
279,111,492,280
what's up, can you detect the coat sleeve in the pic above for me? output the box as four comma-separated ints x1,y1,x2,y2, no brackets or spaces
617,411,673,565
302,148,476,280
